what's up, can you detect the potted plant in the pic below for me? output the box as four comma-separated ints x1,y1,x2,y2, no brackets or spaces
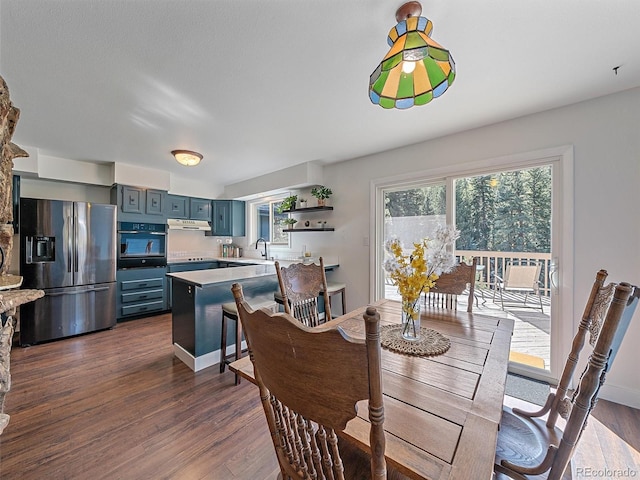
277,195,298,213
310,186,332,207
283,218,298,229
298,198,307,208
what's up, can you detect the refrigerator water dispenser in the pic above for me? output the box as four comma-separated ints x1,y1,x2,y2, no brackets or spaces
25,236,56,263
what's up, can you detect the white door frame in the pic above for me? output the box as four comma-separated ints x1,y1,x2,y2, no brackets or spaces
370,145,574,384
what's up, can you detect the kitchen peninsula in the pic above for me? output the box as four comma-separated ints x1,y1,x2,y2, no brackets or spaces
169,259,339,371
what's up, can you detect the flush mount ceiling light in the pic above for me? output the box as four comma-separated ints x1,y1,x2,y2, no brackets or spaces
171,149,203,167
369,1,455,109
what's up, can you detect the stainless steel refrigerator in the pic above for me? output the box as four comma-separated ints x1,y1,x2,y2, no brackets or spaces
19,198,117,345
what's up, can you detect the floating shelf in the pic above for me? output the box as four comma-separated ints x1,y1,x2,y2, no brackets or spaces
282,206,333,213
283,228,334,232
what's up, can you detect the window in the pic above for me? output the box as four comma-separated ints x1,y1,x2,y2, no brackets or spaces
255,198,289,245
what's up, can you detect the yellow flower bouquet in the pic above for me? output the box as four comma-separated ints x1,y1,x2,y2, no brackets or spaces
384,225,459,340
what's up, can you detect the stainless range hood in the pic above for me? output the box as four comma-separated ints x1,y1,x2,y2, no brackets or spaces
167,219,212,231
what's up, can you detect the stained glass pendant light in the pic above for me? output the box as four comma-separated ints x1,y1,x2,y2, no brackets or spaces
369,1,455,109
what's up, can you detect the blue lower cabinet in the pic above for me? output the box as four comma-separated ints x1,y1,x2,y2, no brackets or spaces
166,262,219,309
171,275,278,358
117,267,168,320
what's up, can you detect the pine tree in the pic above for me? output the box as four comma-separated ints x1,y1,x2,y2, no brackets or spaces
526,166,551,252
384,166,551,255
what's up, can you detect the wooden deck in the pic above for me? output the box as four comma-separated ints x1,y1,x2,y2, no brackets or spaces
385,285,551,370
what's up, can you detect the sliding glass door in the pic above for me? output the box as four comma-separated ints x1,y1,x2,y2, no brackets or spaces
373,150,571,384
382,181,446,301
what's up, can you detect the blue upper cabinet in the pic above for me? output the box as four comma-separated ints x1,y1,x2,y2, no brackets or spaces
212,200,245,236
111,184,167,222
146,190,165,215
189,198,212,221
167,195,211,221
167,195,188,219
120,185,143,214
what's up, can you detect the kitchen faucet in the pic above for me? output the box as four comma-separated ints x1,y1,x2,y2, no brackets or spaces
255,237,268,259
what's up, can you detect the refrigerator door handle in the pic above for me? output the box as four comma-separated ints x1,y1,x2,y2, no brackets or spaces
47,291,75,297
46,286,111,297
74,212,79,273
67,215,73,273
89,286,111,293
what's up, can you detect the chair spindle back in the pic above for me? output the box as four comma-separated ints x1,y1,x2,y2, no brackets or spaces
275,258,332,326
232,282,386,480
425,257,478,312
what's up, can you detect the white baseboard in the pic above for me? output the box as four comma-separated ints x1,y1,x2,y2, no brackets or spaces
599,383,640,409
173,341,247,372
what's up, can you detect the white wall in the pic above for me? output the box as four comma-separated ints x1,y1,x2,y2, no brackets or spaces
169,174,223,199
310,87,640,407
19,177,111,203
12,149,113,186
224,161,324,200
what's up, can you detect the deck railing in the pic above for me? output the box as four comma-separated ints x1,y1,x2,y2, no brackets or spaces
456,250,553,297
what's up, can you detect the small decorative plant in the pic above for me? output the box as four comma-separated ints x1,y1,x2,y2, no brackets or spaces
311,186,332,199
277,195,298,213
298,198,307,208
311,186,332,206
283,218,298,228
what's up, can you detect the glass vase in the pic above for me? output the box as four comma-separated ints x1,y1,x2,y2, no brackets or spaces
401,298,421,341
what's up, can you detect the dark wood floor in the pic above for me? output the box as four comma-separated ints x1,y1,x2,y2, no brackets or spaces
1,313,638,479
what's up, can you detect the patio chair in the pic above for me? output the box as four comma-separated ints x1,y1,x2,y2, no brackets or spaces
494,273,639,480
275,257,332,327
231,282,388,479
424,257,478,312
493,261,544,312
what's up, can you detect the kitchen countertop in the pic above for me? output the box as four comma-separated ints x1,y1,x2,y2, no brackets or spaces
167,257,269,265
167,264,275,288
213,257,271,265
167,257,334,265
167,258,339,288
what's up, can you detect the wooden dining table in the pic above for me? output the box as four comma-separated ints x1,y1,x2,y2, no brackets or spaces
229,299,514,480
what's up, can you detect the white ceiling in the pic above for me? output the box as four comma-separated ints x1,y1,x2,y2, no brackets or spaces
2,0,639,188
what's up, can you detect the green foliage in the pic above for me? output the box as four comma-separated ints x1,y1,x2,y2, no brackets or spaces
459,167,551,253
455,176,497,250
310,186,332,199
385,184,445,217
384,166,552,253
276,195,297,213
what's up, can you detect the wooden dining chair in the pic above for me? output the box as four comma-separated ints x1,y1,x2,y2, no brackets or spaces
231,282,387,480
495,275,639,480
508,270,613,426
275,257,332,327
424,257,478,312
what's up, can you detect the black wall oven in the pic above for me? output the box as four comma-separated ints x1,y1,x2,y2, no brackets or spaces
117,222,167,268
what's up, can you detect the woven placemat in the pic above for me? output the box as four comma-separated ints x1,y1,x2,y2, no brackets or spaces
380,324,451,357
